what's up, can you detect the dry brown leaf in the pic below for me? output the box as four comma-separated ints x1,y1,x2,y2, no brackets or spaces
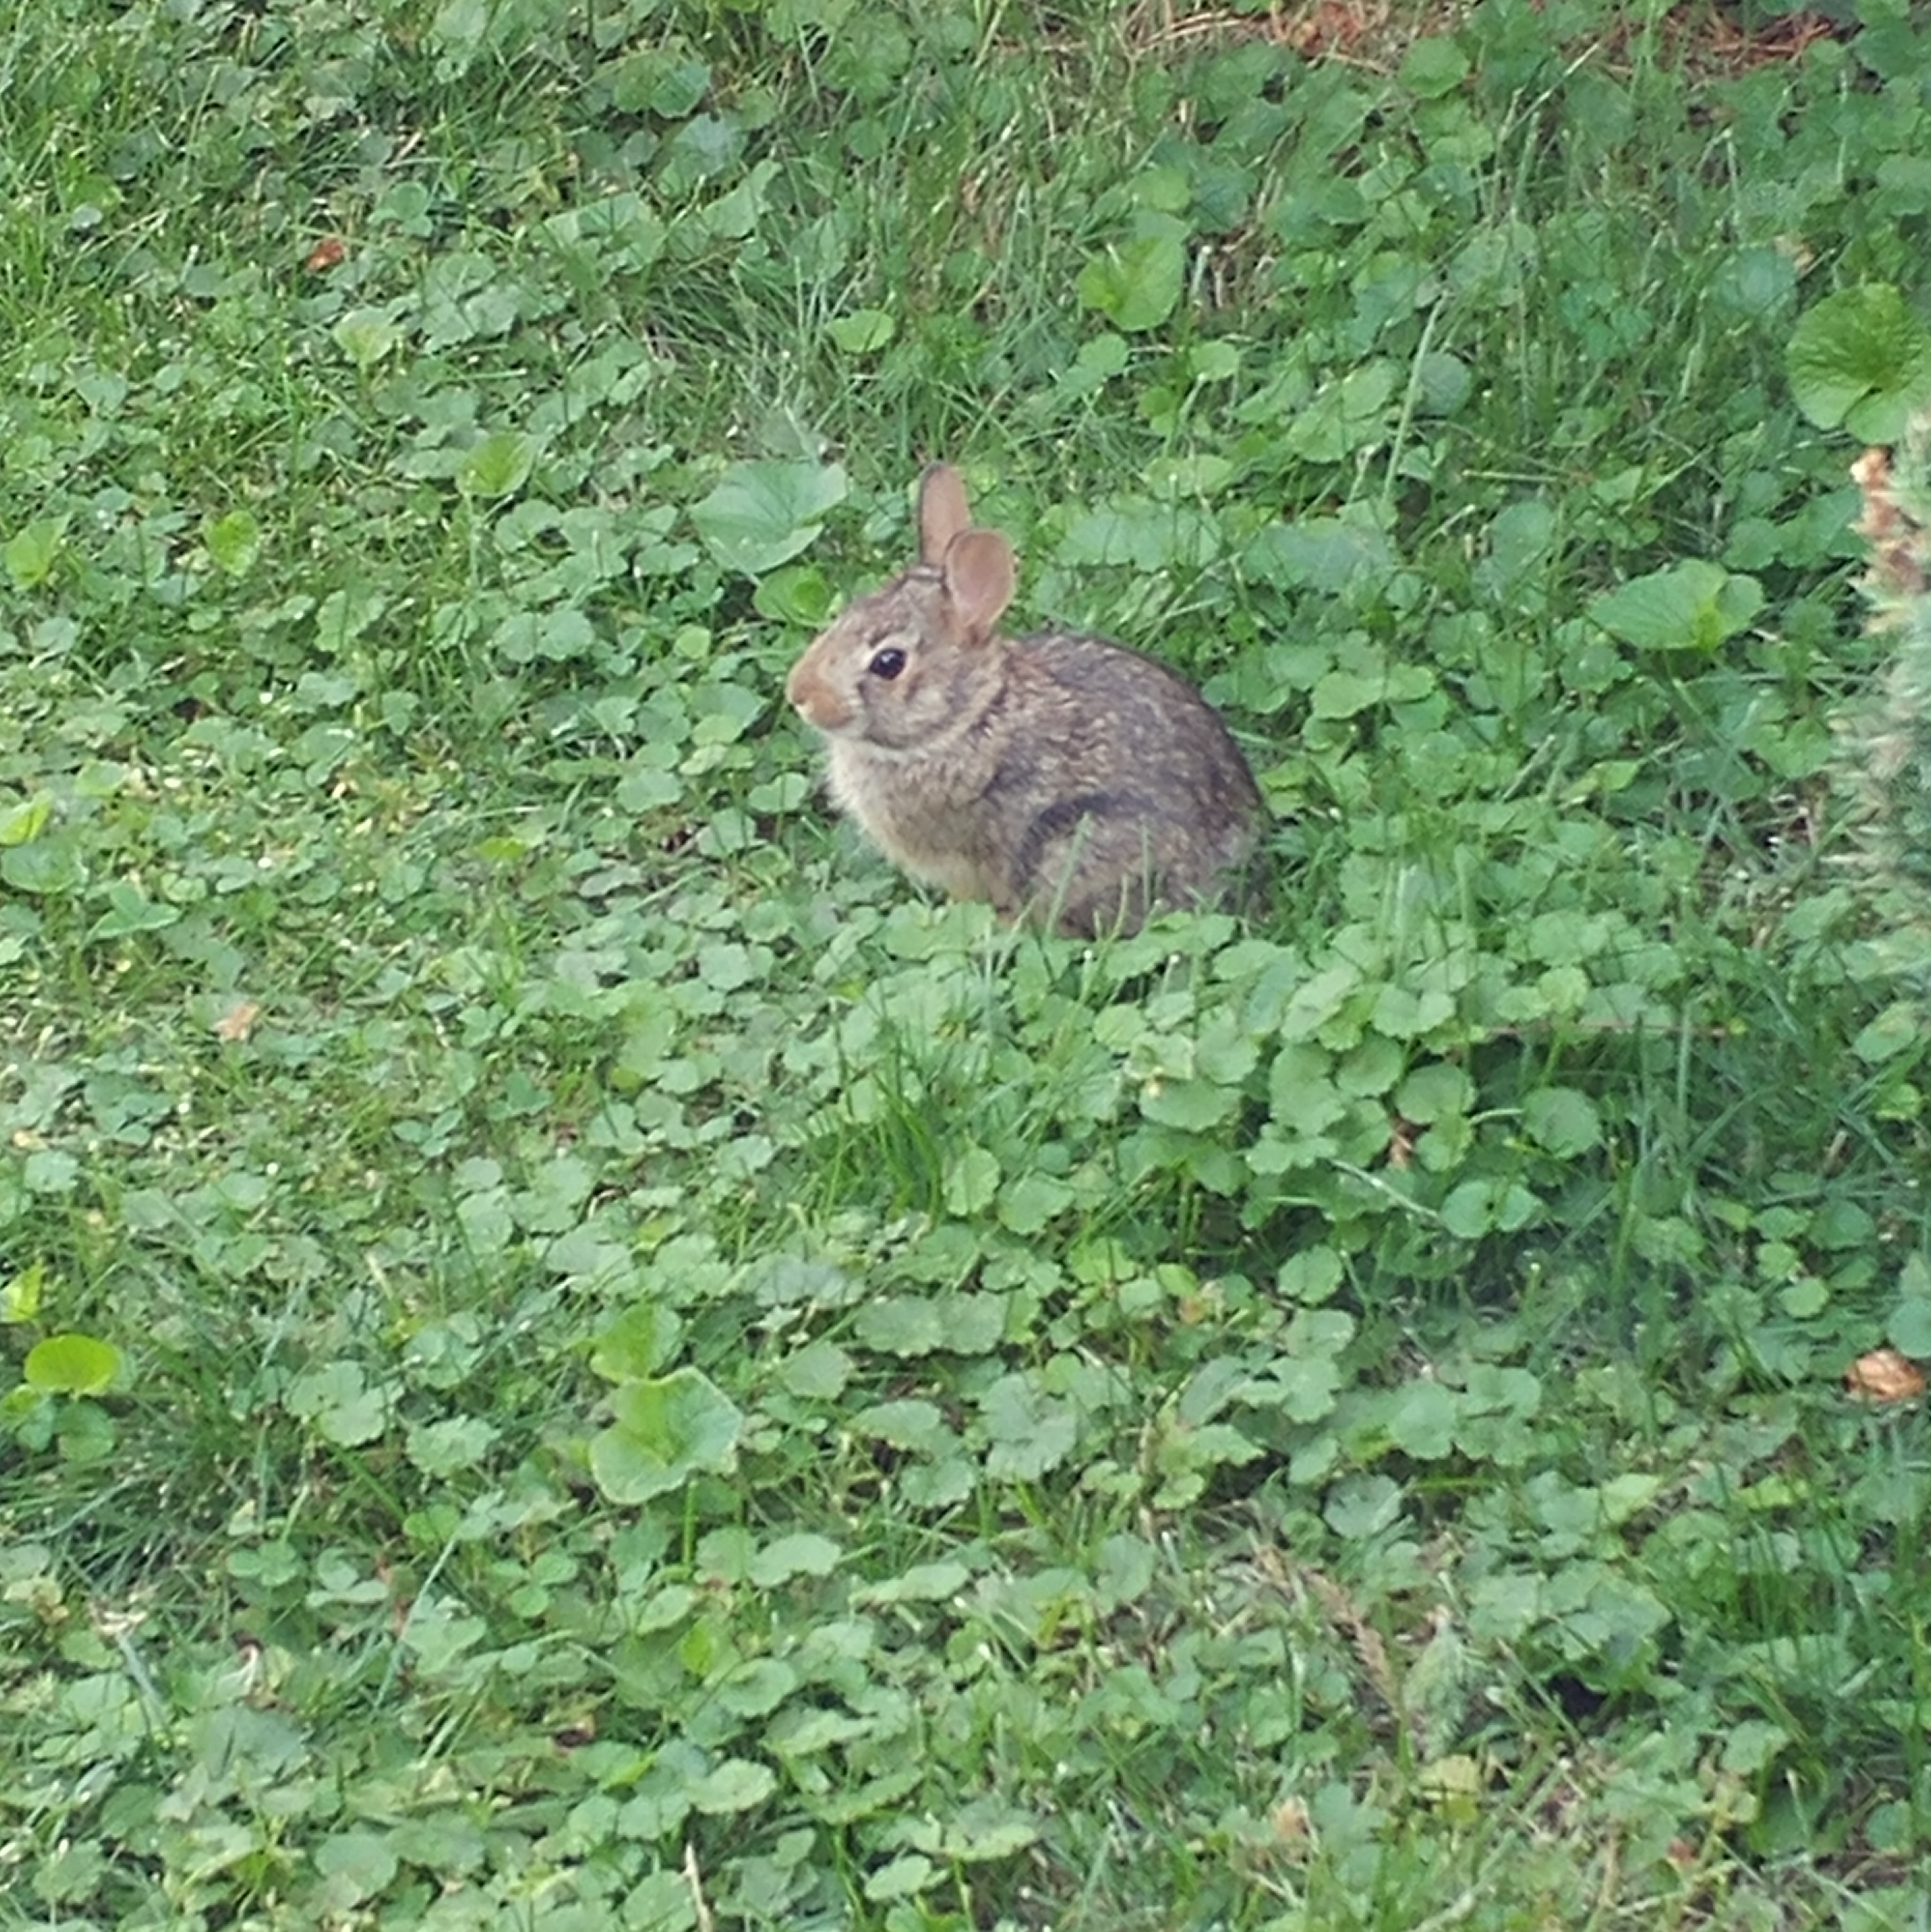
1279,0,1374,58
1271,1796,1312,1841
214,1000,261,1043
1129,1,1840,79
1845,1348,1927,1404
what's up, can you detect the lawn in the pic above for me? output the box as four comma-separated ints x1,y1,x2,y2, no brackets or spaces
4,1,1931,1926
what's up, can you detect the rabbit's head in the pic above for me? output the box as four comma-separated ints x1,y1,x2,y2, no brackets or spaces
786,467,1017,751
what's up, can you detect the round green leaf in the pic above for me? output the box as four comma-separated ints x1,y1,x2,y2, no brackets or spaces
1076,230,1185,333
1522,1085,1603,1158
752,562,837,627
851,1297,944,1359
591,1366,743,1504
748,1531,841,1585
690,459,848,575
88,881,182,940
590,1302,684,1382
1277,1245,1343,1306
980,1373,1077,1481
863,1853,936,1902
23,1149,80,1195
688,1757,777,1815
1853,1001,1920,1063
942,1144,1000,1217
0,793,54,847
1396,1061,1473,1124
1399,37,1470,98
313,1831,399,1904
1245,516,1396,595
204,508,262,577
1787,284,1931,441
456,430,535,502
1589,561,1763,652
997,1171,1075,1236
4,516,67,589
828,307,895,353
1324,1472,1404,1540
1887,1295,1931,1359
1385,1379,1459,1459
25,1332,123,1395
331,307,401,369
1,830,86,894
1140,1076,1239,1131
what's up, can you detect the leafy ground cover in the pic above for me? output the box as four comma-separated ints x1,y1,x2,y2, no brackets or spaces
4,0,1931,1925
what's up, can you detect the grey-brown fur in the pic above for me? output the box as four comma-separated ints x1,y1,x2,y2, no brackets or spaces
785,465,1266,937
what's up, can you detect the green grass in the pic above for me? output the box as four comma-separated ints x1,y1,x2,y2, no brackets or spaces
5,0,1931,1926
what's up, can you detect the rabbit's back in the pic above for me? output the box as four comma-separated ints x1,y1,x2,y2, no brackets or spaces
986,632,1263,933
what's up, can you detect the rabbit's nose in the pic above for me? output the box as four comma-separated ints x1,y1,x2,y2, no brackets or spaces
786,656,850,731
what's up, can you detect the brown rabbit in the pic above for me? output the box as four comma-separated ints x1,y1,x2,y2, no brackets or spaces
786,465,1266,937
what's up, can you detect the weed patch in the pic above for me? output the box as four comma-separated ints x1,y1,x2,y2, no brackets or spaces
4,3,1931,1927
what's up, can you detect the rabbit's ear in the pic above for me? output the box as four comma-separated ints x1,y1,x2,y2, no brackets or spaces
942,528,1015,639
918,465,972,564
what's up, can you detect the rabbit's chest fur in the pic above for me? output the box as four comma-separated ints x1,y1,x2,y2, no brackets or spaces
822,681,1025,903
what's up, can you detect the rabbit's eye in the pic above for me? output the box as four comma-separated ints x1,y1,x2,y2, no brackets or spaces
868,647,907,681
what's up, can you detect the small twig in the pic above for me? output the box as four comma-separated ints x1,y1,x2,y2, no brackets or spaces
1407,1887,1481,1932
683,1840,716,1932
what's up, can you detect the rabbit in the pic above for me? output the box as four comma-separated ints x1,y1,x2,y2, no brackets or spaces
785,464,1266,937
